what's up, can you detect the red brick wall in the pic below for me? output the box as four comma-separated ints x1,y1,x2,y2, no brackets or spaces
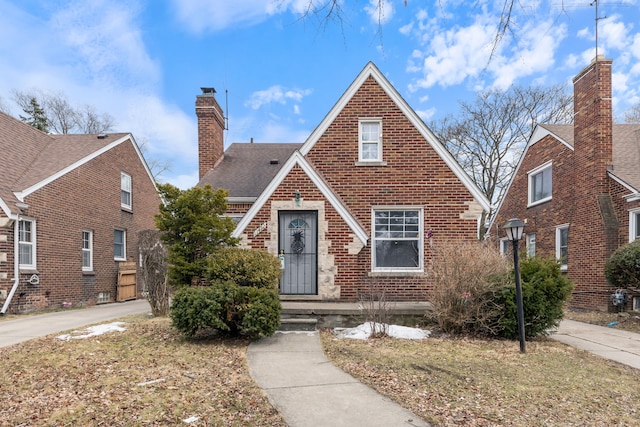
493,135,575,261
236,76,483,302
3,139,160,313
196,92,225,180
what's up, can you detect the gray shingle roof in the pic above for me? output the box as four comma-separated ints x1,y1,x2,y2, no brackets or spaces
0,111,128,216
198,143,302,197
539,123,640,192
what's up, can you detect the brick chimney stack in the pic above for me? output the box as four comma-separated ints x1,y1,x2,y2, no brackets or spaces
196,87,225,180
570,56,617,309
572,55,613,192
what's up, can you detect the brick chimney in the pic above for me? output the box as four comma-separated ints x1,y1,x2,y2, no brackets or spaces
572,55,613,192
570,56,617,309
196,87,225,180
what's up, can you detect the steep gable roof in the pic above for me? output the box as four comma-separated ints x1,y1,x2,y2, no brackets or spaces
232,151,368,246
300,62,490,213
199,143,302,198
0,111,154,218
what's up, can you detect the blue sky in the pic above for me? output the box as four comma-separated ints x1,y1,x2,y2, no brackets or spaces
1,0,639,189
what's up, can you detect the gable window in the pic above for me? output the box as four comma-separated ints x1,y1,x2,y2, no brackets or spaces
526,233,536,258
121,172,132,210
18,219,36,269
528,162,552,206
82,230,93,271
114,229,126,261
629,209,640,242
372,208,422,271
556,224,569,271
359,119,382,162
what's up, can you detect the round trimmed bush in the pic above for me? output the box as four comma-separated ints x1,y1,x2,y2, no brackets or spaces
205,247,281,289
605,239,640,289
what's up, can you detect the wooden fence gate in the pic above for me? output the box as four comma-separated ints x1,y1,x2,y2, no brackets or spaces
117,261,137,302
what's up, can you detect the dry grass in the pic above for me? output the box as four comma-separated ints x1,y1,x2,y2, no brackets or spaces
0,315,285,427
565,309,640,333
3,309,640,426
321,330,640,426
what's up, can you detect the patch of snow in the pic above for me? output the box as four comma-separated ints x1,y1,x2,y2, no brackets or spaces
333,322,431,340
183,416,199,423
56,321,126,341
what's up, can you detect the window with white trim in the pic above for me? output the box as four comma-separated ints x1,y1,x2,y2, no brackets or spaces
500,238,510,256
359,119,382,162
82,230,93,271
121,172,132,210
114,229,126,261
556,224,569,270
372,208,422,271
526,233,536,258
528,162,552,205
18,219,36,269
629,209,640,242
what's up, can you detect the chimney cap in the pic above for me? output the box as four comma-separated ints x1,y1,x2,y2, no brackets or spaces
201,87,216,95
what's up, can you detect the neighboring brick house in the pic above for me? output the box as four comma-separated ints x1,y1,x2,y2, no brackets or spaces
492,56,640,311
0,112,161,314
198,62,490,302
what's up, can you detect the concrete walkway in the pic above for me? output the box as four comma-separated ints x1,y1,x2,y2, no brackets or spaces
550,319,640,370
0,299,151,348
247,331,430,427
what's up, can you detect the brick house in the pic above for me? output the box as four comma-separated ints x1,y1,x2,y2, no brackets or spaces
197,62,490,302
0,112,161,314
492,56,640,311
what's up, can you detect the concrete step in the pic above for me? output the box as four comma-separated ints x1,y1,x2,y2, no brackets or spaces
279,317,318,331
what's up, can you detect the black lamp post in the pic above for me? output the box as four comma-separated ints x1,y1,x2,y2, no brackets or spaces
503,218,526,353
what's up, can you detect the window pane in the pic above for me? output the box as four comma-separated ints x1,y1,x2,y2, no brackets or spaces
362,142,378,160
375,240,419,268
373,209,421,268
361,123,379,142
532,167,551,202
558,227,568,266
121,173,132,207
635,214,640,240
19,243,32,265
114,230,125,259
82,231,92,269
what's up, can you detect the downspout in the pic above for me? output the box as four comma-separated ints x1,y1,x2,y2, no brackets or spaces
1,217,20,315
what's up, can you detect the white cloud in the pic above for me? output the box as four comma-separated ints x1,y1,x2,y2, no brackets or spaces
600,15,631,51
407,18,496,90
245,86,312,110
364,0,395,24
51,0,159,89
171,0,313,33
170,0,273,33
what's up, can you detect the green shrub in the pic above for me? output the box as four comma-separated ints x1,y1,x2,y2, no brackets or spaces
605,239,640,289
205,247,281,289
494,257,573,339
170,281,281,339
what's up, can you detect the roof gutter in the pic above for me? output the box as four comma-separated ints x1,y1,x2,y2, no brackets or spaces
1,216,20,315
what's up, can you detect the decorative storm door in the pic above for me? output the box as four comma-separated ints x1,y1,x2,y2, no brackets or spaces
279,211,318,295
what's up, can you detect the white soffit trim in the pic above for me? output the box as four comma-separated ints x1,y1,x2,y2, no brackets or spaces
530,126,574,151
232,151,369,246
16,134,132,198
299,61,490,213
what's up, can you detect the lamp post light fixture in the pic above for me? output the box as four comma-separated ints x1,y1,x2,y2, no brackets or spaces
503,218,526,353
